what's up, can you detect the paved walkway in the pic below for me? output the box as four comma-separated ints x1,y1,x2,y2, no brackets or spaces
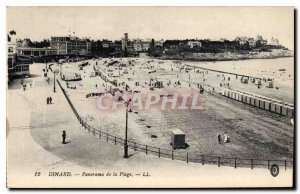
6,64,293,188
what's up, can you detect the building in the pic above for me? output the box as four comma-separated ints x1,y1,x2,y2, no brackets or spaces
235,36,249,45
256,35,268,45
132,39,151,52
17,47,57,57
102,39,113,48
50,36,92,55
7,35,31,80
132,39,142,51
248,38,256,47
14,56,31,77
163,40,182,49
7,39,17,80
270,37,280,47
219,38,228,42
187,41,202,48
16,38,32,47
256,35,263,41
154,39,164,47
114,40,122,52
141,40,151,50
260,39,268,45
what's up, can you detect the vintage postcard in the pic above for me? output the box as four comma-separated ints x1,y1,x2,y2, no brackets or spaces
6,6,294,188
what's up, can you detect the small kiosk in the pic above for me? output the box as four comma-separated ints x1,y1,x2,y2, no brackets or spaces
171,128,186,149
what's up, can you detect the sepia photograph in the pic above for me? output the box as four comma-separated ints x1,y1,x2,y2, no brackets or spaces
6,6,295,188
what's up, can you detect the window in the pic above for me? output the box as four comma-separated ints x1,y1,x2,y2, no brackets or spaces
8,58,13,68
8,47,14,53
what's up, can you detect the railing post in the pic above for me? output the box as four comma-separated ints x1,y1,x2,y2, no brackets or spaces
268,160,270,170
234,158,237,169
172,150,174,160
251,159,253,169
186,152,189,163
158,148,160,158
146,145,148,155
202,155,204,165
285,160,287,170
218,157,220,167
114,137,116,145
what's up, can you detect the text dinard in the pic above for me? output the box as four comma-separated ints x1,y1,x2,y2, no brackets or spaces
48,172,72,176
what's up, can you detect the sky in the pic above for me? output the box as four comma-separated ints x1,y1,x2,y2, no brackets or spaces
7,6,294,50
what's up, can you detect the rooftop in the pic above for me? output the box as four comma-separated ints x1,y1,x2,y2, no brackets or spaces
172,128,185,135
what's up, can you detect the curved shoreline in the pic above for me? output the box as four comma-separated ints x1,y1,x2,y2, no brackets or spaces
154,49,294,62
158,55,293,62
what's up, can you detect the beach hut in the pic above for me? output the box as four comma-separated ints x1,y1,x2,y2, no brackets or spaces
266,81,273,88
232,91,236,99
264,101,271,111
274,103,282,114
238,93,243,102
90,71,96,77
222,89,226,96
225,90,230,97
246,95,251,104
287,106,294,118
242,94,248,103
259,99,265,109
255,79,262,85
171,128,186,149
255,97,260,108
235,92,239,101
250,96,256,106
271,102,276,113
281,106,288,116
228,90,231,98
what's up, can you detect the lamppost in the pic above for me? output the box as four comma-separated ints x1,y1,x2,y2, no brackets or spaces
45,60,48,71
124,98,132,158
57,45,62,77
53,69,59,93
60,63,62,78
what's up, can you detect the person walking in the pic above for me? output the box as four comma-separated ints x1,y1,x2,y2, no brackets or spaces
218,134,222,144
62,130,66,144
49,97,52,104
47,97,49,104
223,132,229,143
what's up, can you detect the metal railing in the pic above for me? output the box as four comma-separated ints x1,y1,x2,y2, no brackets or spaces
57,79,293,170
